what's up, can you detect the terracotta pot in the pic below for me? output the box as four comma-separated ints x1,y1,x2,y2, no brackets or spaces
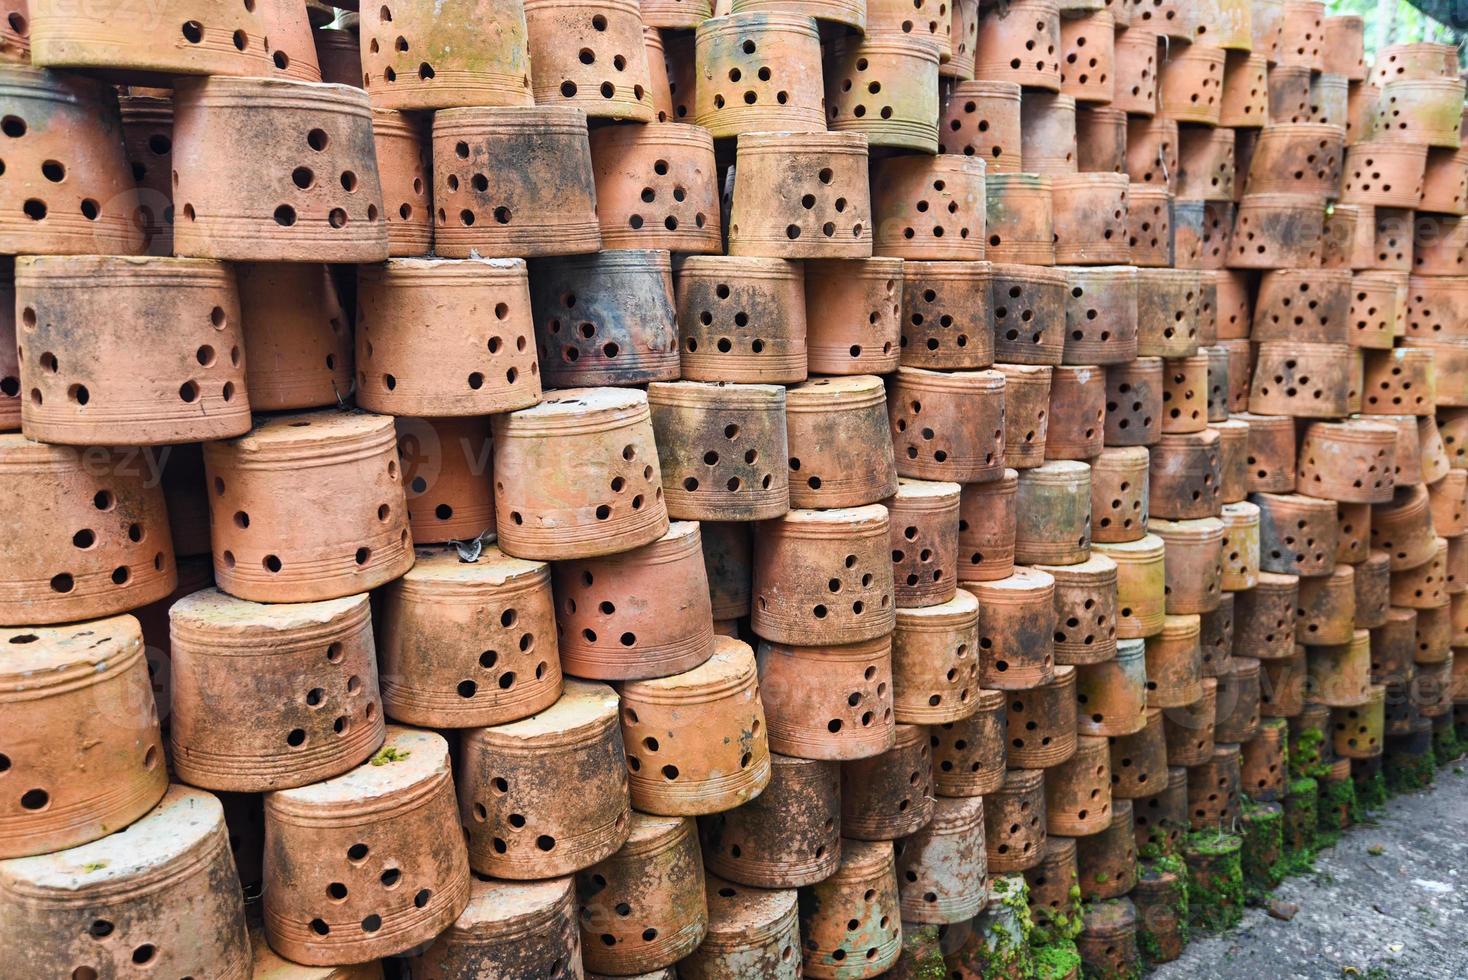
1230,571,1298,662
1219,500,1261,590
1340,141,1427,210
1176,126,1235,204
840,723,935,842
117,92,175,256
1125,183,1174,267
0,66,142,256
588,124,720,254
0,435,177,625
1346,78,1383,144
1102,356,1163,448
693,13,824,138
1349,270,1407,350
1412,218,1468,277
1295,419,1396,505
1051,173,1131,265
578,814,707,974
557,524,716,682
996,365,1053,469
889,367,1006,483
1186,741,1242,829
1126,114,1178,190
1390,536,1450,610
1215,655,1264,742
432,105,599,257
1059,9,1116,104
728,131,872,258
261,727,469,964
1015,460,1093,565
784,376,899,508
948,0,981,79
1112,26,1158,116
315,25,363,88
957,469,1018,582
892,589,977,721
1310,71,1350,129
1273,0,1324,70
1076,801,1137,900
1237,411,1295,493
1360,346,1435,417
973,0,1061,91
752,504,895,646
1159,354,1211,435
965,567,1058,689
931,688,1008,796
172,77,387,261
1419,602,1454,661
1420,147,1468,215
1228,193,1324,269
1250,0,1285,59
1240,716,1289,799
1090,447,1150,544
700,753,841,887
1248,341,1353,418
1095,534,1168,639
1410,338,1468,407
1152,516,1225,614
1219,49,1268,128
233,263,351,411
1371,78,1467,149
678,875,800,979
1430,469,1468,537
1173,201,1234,270
1131,0,1189,38
872,155,987,261
1021,90,1078,175
1061,266,1138,366
662,26,696,121
644,0,711,28
1109,704,1168,799
939,79,1023,173
1,786,249,978
1372,483,1438,572
1356,205,1416,272
522,0,653,120
986,174,1057,265
359,0,532,109
0,615,165,859
1252,491,1341,580
1075,637,1150,735
983,769,1047,872
1242,123,1344,202
696,523,751,625
898,259,995,370
1259,645,1308,716
1076,898,1140,980
1165,677,1219,765
394,417,496,545
1130,862,1186,961
1337,500,1373,565
1149,430,1222,522
1042,365,1105,461
493,389,669,560
1213,417,1250,502
1205,344,1230,420
1134,268,1200,359
0,0,25,64
1140,613,1203,707
798,840,902,978
1321,13,1366,80
1417,661,1454,717
1306,629,1374,708
1157,42,1224,125
804,258,903,376
406,877,581,978
26,0,275,76
992,264,1067,364
169,589,383,793
1372,41,1460,86
667,258,805,382
1076,105,1129,173
1249,267,1351,348
1213,272,1252,343
868,0,953,58
1005,665,1079,768
365,109,434,256
824,30,941,152
1044,735,1113,835
888,479,962,610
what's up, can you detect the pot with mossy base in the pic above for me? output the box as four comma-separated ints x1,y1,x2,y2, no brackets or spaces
1075,897,1141,980
880,922,948,980
1317,759,1358,841
1280,777,1320,875
1182,831,1243,933
1239,799,1286,897
1353,756,1389,811
1384,721,1437,794
1032,938,1082,980
1132,855,1188,965
944,874,1035,979
1432,714,1464,764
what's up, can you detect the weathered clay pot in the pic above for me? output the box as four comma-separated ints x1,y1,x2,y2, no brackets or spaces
394,416,497,545
1429,470,1468,538
1411,219,1468,278
493,388,668,561
1212,417,1250,503
1186,741,1242,828
1215,655,1264,743
1219,500,1261,591
642,0,712,28
1243,123,1344,201
367,109,433,256
1228,193,1323,269
1354,205,1416,272
1075,637,1150,735
824,30,941,152
1390,536,1451,610
840,723,934,840
522,0,652,121
406,876,581,979
1103,356,1163,447
939,79,1023,173
578,813,707,975
1126,114,1178,190
784,376,899,508
984,769,1047,873
1176,126,1235,203
1159,354,1212,436
798,839,902,978
1310,71,1350,128
1251,266,1351,347
1297,420,1396,505
888,479,962,610
172,76,387,262
947,0,981,79
1108,704,1168,799
1307,629,1374,708
1141,613,1203,707
1060,266,1138,366
1232,570,1298,662
1135,268,1200,359
261,727,469,964
893,794,987,925
752,505,895,646
1112,26,1158,116
889,367,1006,483
587,124,721,254
1152,516,1225,614
1220,49,1269,127
1132,0,1190,38
997,363,1053,468
701,752,840,888
1361,346,1435,417
1372,483,1439,572
804,258,903,376
0,435,177,625
1126,183,1174,267
1335,500,1373,566
1418,601,1454,661
668,257,806,382
1076,898,1140,980
965,566,1057,690
233,263,351,411
169,589,383,792
1274,0,1324,70
1321,13,1366,80
1094,534,1167,639
931,688,1008,796
315,24,363,88
1348,270,1407,350
1260,645,1308,716
358,0,530,110
1015,460,1092,565
986,174,1057,266
974,0,1061,91
1076,800,1137,901
699,522,752,626
27,0,277,77
1051,174,1131,265
893,589,977,721
728,131,873,258
1250,0,1286,59
457,680,628,880
899,259,995,370
1237,411,1295,494
0,262,15,432
0,615,166,859
1059,8,1116,104
0,786,250,979
694,13,824,138
677,875,800,979
872,155,987,261
1157,42,1224,125
1043,365,1105,461
1203,343,1229,420
1021,90,1078,176
992,264,1067,365
117,92,175,256
1149,430,1222,522
1044,735,1113,836
1165,676,1219,766
1091,447,1150,544
1420,147,1468,216
1371,78,1467,149
432,105,599,257
1371,40,1460,86
1077,105,1130,173
958,469,1018,582
1252,490,1339,579
1005,665,1079,768
1340,141,1427,210
1248,342,1353,418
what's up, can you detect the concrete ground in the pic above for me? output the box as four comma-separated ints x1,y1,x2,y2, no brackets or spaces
1151,764,1468,980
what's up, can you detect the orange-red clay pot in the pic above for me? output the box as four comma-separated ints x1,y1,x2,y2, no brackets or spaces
823,30,942,153
974,0,1062,92
888,478,962,610
674,256,807,383
1045,365,1107,460
871,154,988,261
840,723,935,840
694,12,826,138
1152,517,1225,614
589,123,721,253
407,876,583,980
118,92,175,255
1094,535,1168,640
1075,637,1150,735
523,0,654,121
1092,447,1151,544
1045,735,1114,836
1006,665,1079,768
1297,419,1396,504
1340,140,1428,210
784,376,898,508
1228,193,1323,269
899,259,995,370
939,79,1023,172
1248,342,1354,419
992,264,1067,365
29,0,274,77
359,0,533,110
1077,105,1130,174
1104,356,1164,447
237,262,352,412
997,363,1053,468
931,688,1008,797
1021,90,1078,176
1221,50,1269,127
1062,265,1139,366
1126,114,1177,190
700,752,841,888
893,588,978,720
1112,26,1159,115
797,839,902,978
804,258,902,376
371,109,433,256
888,367,1006,484
986,174,1057,266
1157,42,1225,126
985,769,1048,873
756,634,897,762
1127,183,1175,267
1051,173,1131,265
958,469,1018,582
728,131,873,259
1060,8,1116,104
966,566,1058,690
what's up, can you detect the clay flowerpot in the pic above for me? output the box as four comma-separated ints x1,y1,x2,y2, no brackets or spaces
1157,42,1225,126
1051,173,1131,265
1135,268,1201,358
1103,356,1163,447
931,688,1008,796
974,0,1062,92
992,264,1068,364
1220,50,1269,127
378,544,561,727
1006,665,1079,768
948,0,980,79
396,416,498,544
700,753,841,888
1045,365,1107,460
1126,115,1178,190
1021,90,1078,176
1328,686,1382,757
1340,141,1428,210
118,92,175,256
840,723,935,840
893,589,977,719
966,567,1058,690
804,256,904,375
1091,447,1150,543
899,260,996,370
1371,78,1467,149
939,80,1023,173
985,769,1048,872
0,787,250,979
1159,354,1211,434
1251,267,1352,345
457,681,630,879
1061,266,1139,366
1177,126,1236,202
0,616,166,858
1126,184,1175,267
1077,105,1130,173
888,368,1006,484
1228,193,1323,269
1310,72,1349,128
1112,27,1158,115
784,376,899,508
1248,342,1353,418
1361,347,1436,417
895,795,988,924
1166,677,1218,766
888,479,962,610
1060,9,1116,104
522,0,653,121
1076,799,1137,899
824,30,941,152
407,877,582,979
1045,735,1114,835
996,364,1053,468
1238,412,1296,493
1218,500,1261,590
958,469,1019,583
1075,638,1150,735
1296,420,1396,504
172,76,388,262
1243,123,1345,201
674,256,808,383
797,840,903,978
237,263,353,411
678,876,800,979
1323,14,1366,80
370,109,432,256
871,155,988,261
693,13,825,138
1349,271,1407,350
262,727,471,965
648,381,790,522
728,132,872,259
432,105,599,258
0,436,177,626
1420,147,1468,216
29,0,275,76
1151,517,1225,614
1336,500,1373,566
359,0,531,110
1213,417,1250,502
1252,491,1339,578
315,26,363,88
986,174,1057,265
204,410,413,603
1411,220,1468,278
756,634,896,763
1232,570,1297,661
1015,460,1093,565
589,123,720,253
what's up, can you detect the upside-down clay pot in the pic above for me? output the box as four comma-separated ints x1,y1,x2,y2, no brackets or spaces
1311,72,1350,128
1135,268,1201,358
1165,677,1218,766
1126,114,1177,190
1091,447,1150,544
1045,365,1107,460
992,264,1067,364
1253,491,1339,578
974,0,1061,92
949,0,980,80
1411,221,1468,277
1420,147,1468,216
648,381,790,522
1336,500,1373,565
986,174,1056,265
316,26,364,88
1077,105,1130,173
1044,734,1113,835
457,681,630,879
171,76,388,262
756,633,896,761
1340,141,1428,209
1215,655,1264,742
1350,271,1407,350
1244,123,1345,200
1095,534,1168,640
370,109,433,256
871,155,987,261
407,877,582,980
1159,355,1211,434
840,723,935,840
1371,78,1466,149
358,0,532,110
985,769,1047,872
395,416,497,545
678,876,800,979
1075,638,1149,736
493,388,669,561
1015,460,1092,565
888,367,1006,484
899,260,995,370
204,410,413,602
958,469,1018,583
237,262,353,411
0,787,250,980
1297,420,1396,504
589,123,721,253
1021,90,1078,176
1126,184,1174,267
0,436,177,625
1104,356,1163,448
1275,0,1324,70
996,364,1052,468
1060,9,1116,104
967,566,1058,690
118,92,174,256
1361,347,1435,417
674,256,807,383
1213,417,1250,502
1062,266,1139,366
28,0,272,76
1112,27,1158,116
1390,536,1450,610
939,80,1023,173
728,132,873,259
261,727,470,965
522,0,653,121
1260,646,1308,717
1186,742,1242,829
784,376,899,509
1214,266,1252,337
797,840,902,979
1177,126,1236,202
378,543,561,728
15,256,250,445
0,616,166,858
1251,267,1352,345
1005,665,1079,768
1221,50,1269,127
432,105,600,258
1240,717,1288,799
1151,517,1224,615
356,257,542,414
1239,411,1296,493
700,753,841,888
931,688,1008,796
894,795,988,925
1051,174,1131,265
1157,42,1224,126
1372,484,1438,572
1248,342,1353,418
1219,501,1261,590
1076,800,1137,899
693,13,825,138
824,30,941,153
1229,193,1323,269
888,479,962,610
